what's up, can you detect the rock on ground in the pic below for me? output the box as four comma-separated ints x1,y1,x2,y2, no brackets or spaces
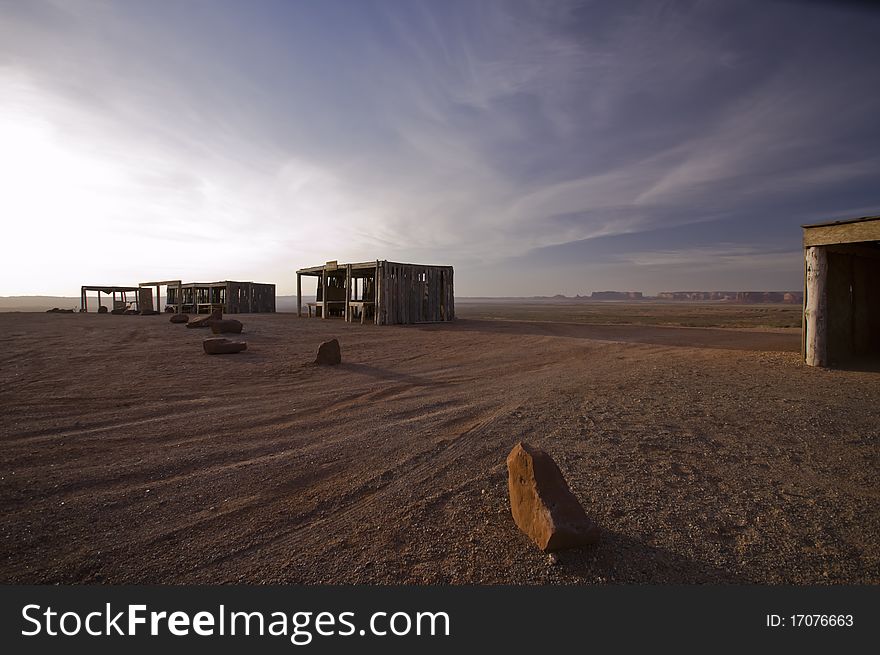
506,442,600,552
170,314,189,324
315,338,341,365
203,338,247,355
187,309,223,329
211,319,243,334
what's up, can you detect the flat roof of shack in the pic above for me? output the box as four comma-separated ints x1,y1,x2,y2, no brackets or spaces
801,214,880,229
296,260,453,275
81,285,141,293
802,215,880,247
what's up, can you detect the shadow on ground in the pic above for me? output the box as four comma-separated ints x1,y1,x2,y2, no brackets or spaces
549,529,746,584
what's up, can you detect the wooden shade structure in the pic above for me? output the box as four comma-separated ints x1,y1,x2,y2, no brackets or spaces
80,286,143,313
296,260,454,325
82,280,275,314
802,215,880,367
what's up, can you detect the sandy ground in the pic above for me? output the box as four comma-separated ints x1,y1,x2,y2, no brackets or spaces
0,311,878,584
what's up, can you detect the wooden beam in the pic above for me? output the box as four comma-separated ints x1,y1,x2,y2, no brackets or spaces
345,264,352,323
375,260,382,325
321,271,327,319
803,217,880,247
804,246,828,367
297,273,302,317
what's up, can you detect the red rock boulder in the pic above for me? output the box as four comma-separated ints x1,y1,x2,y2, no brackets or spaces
170,314,189,324
187,309,223,328
506,442,599,552
315,338,341,365
210,319,243,334
203,338,247,355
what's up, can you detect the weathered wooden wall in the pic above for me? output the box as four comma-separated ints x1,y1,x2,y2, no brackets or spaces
226,282,276,313
377,262,454,325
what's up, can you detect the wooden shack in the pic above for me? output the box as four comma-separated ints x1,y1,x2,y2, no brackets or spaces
802,215,880,367
158,280,276,314
296,260,454,325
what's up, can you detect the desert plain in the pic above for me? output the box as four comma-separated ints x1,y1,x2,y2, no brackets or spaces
0,302,878,584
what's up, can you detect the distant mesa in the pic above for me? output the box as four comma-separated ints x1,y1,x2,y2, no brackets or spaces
590,291,643,300
657,291,803,303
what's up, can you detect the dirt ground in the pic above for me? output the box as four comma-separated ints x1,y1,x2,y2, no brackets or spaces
1,310,877,584
456,299,804,328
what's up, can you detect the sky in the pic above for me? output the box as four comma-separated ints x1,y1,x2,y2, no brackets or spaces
1,0,879,297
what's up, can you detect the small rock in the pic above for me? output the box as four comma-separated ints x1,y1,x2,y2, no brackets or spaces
315,338,341,365
187,309,223,329
210,319,243,334
170,314,189,324
203,338,247,355
506,442,600,552
548,553,559,566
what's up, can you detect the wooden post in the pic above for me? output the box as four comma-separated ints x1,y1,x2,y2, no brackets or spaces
804,246,828,367
97,290,101,312
297,273,302,317
321,270,327,319
375,261,381,325
345,264,352,322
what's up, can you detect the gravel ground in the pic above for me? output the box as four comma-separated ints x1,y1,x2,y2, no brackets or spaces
0,311,877,584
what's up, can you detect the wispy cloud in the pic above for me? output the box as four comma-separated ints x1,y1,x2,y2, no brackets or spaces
1,0,878,294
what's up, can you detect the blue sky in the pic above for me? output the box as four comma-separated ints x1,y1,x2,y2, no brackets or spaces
1,0,879,295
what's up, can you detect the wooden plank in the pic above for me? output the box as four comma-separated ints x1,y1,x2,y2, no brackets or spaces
803,218,880,247
449,268,455,319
